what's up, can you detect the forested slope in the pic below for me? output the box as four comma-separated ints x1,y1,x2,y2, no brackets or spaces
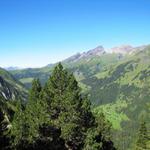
9,45,150,149
0,68,27,100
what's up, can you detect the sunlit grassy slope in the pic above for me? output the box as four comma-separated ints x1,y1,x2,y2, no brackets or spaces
93,100,129,130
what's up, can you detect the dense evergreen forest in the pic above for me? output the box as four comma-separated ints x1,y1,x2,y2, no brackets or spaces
8,45,150,150
0,63,118,150
1,63,150,150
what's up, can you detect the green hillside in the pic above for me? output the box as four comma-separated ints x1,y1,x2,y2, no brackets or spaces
10,53,124,88
9,45,150,149
0,68,28,101
0,68,28,149
86,46,150,149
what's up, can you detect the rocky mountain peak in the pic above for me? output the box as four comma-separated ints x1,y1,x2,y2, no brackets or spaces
85,45,106,56
111,45,133,54
64,45,106,63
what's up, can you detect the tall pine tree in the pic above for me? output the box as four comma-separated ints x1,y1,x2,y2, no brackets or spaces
41,63,95,150
10,63,116,150
11,100,29,149
11,79,49,149
25,79,49,143
84,113,116,150
0,98,12,150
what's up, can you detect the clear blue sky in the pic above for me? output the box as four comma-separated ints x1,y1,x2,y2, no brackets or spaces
0,0,150,68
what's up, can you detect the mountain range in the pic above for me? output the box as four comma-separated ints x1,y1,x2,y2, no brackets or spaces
0,44,150,149
9,44,148,88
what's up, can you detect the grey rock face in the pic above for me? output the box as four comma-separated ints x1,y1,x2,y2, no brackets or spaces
65,46,106,63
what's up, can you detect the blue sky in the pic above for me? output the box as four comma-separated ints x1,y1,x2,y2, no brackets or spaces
0,0,150,68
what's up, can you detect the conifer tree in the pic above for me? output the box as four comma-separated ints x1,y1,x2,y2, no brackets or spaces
135,121,149,150
11,100,29,149
29,78,42,103
84,113,116,150
26,79,65,150
0,104,9,150
25,79,49,143
41,63,95,150
11,79,49,149
10,63,116,150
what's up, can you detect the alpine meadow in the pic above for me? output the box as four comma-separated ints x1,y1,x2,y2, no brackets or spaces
0,1,150,150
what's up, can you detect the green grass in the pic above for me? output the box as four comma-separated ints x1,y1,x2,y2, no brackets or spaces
78,82,91,93
115,63,150,88
95,70,110,79
93,100,129,130
20,78,34,84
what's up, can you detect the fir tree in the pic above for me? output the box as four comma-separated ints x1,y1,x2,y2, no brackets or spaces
84,113,116,150
11,100,29,149
0,98,11,150
29,78,42,103
25,79,49,143
10,63,117,150
135,121,149,150
11,79,49,149
41,63,95,150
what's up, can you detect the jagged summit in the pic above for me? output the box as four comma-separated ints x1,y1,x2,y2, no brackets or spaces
84,45,106,56
47,44,149,67
65,45,106,63
111,45,133,54
110,44,147,54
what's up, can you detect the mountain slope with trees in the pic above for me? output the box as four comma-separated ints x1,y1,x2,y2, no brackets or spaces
0,68,27,101
1,63,116,150
8,44,150,149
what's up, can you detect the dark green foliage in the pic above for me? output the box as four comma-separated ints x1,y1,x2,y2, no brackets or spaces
11,79,49,149
84,113,116,150
0,98,11,150
7,63,115,150
9,63,116,150
29,78,42,102
41,63,95,149
11,100,28,147
135,121,149,150
0,107,9,150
